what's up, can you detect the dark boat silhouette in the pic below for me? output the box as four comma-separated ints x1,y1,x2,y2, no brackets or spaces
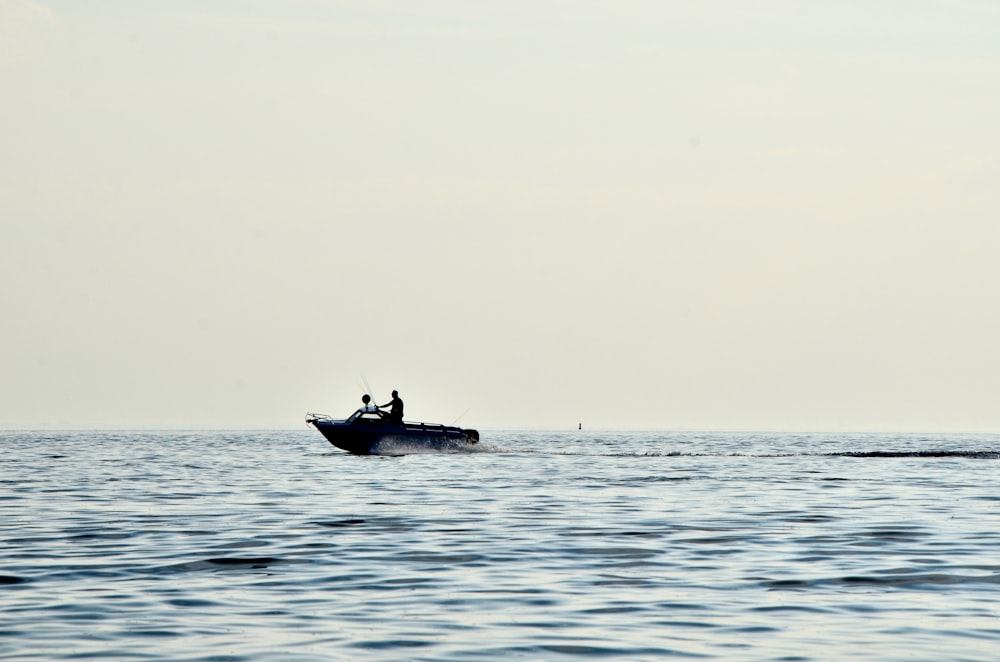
306,410,479,455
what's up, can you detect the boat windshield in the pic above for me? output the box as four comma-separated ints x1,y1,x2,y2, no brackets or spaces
346,410,385,424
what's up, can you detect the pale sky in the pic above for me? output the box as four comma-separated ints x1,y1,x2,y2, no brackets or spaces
2,0,999,430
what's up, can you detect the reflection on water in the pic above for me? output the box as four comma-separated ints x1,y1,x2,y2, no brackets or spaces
2,429,999,660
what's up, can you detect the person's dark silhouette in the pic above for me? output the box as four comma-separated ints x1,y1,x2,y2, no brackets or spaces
380,390,404,426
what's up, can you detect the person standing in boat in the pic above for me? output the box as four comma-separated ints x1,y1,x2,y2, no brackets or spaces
379,390,404,426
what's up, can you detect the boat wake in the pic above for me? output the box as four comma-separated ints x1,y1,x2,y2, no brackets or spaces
367,438,494,455
828,450,1000,459
438,448,1000,460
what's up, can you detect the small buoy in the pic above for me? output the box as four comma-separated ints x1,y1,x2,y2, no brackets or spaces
578,422,582,430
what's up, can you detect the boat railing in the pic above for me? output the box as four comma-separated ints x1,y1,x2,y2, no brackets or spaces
408,422,459,432
307,412,464,434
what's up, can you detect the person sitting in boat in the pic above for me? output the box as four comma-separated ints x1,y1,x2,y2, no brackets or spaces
379,390,404,426
347,394,381,423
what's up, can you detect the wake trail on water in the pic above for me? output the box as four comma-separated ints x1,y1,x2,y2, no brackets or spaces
461,449,1000,459
333,436,999,459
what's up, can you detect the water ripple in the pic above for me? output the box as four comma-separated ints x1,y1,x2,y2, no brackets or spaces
2,429,1000,660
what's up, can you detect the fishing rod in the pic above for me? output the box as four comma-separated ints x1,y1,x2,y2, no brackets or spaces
360,373,375,398
451,408,471,426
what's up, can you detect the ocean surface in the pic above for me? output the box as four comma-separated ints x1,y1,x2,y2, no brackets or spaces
2,429,999,661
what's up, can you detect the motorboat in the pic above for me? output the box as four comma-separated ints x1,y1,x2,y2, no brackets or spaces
306,409,479,455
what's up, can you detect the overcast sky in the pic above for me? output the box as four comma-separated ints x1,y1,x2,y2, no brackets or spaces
2,0,999,430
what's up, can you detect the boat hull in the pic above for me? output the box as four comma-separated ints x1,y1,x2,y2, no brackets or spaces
307,416,479,455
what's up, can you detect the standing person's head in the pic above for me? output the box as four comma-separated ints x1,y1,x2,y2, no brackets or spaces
391,390,398,398
362,394,371,404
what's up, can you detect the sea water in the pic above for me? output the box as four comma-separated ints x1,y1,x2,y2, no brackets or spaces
2,429,999,660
